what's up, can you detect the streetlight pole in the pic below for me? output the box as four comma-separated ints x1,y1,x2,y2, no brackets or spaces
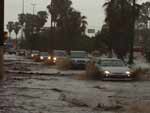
0,0,4,81
21,0,25,49
22,0,24,14
31,3,36,15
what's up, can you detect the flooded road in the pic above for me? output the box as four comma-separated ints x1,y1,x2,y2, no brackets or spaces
0,54,150,113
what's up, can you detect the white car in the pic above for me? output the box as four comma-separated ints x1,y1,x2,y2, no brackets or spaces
95,58,132,80
70,51,90,69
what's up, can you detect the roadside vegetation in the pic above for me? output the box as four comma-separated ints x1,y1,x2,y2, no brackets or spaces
131,67,150,80
6,0,150,65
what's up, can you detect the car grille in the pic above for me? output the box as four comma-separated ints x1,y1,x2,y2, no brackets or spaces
111,73,128,77
77,60,86,64
113,73,124,75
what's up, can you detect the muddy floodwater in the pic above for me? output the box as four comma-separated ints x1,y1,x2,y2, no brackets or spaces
0,54,150,113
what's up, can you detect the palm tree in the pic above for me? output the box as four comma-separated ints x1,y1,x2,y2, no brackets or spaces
47,0,87,50
128,0,140,64
37,11,48,32
6,21,14,41
18,12,48,49
80,16,88,35
139,2,150,29
104,0,139,63
47,0,72,52
47,0,59,28
13,22,21,49
47,0,57,53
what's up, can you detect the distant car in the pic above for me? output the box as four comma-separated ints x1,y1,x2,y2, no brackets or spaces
17,49,26,56
39,52,50,62
70,51,90,69
31,50,40,60
94,58,132,80
8,48,16,54
52,50,68,63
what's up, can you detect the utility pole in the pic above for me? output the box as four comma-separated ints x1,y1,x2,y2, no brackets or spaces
0,0,4,81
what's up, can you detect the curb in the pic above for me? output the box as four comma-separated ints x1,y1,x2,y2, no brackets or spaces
5,70,60,76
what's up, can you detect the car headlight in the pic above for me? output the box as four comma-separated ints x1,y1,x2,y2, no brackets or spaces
40,56,44,60
31,54,34,57
104,70,111,76
126,71,131,76
48,56,51,60
53,57,57,61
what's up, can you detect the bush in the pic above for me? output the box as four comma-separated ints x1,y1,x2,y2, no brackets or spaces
131,68,150,80
56,58,72,70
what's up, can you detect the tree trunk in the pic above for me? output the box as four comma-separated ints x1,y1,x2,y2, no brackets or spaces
128,0,135,64
50,18,54,55
0,47,4,81
0,0,4,81
16,34,18,49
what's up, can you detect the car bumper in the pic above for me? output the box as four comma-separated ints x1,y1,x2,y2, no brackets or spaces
44,59,55,65
102,74,133,80
71,63,86,69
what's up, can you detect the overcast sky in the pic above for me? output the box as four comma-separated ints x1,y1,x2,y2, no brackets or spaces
5,0,149,31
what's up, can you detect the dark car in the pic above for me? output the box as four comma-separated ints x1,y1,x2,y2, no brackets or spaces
17,49,26,56
31,50,40,60
39,52,49,62
8,48,16,54
45,50,67,65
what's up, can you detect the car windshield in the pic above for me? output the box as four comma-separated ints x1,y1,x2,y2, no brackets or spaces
40,52,49,56
32,51,39,54
53,51,67,57
71,51,87,58
92,53,100,57
98,59,125,67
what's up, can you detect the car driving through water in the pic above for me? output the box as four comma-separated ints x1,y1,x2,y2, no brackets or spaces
70,51,90,69
94,58,132,80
